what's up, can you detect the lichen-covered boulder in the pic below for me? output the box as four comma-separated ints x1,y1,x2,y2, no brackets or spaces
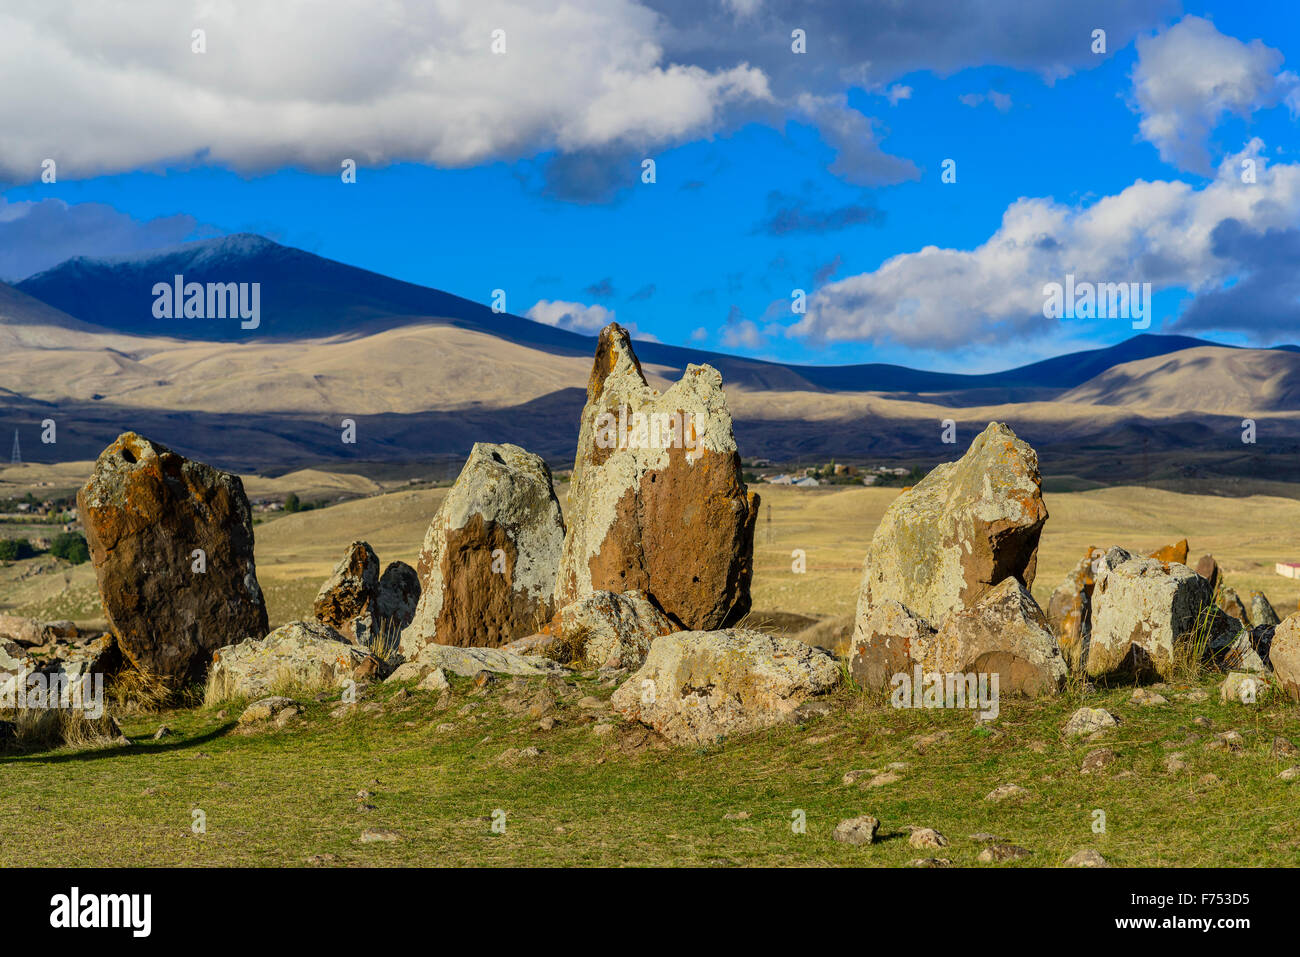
78,432,268,683
546,590,675,670
554,323,758,631
390,642,566,681
930,578,1065,696
401,443,565,655
610,628,840,746
1270,614,1300,701
848,600,933,690
206,620,382,703
313,541,380,640
854,422,1046,630
1086,547,1212,679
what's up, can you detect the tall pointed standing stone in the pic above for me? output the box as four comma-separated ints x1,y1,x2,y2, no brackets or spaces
554,323,759,630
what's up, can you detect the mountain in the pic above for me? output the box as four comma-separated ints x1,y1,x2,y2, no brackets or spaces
8,234,1300,485
11,234,1258,397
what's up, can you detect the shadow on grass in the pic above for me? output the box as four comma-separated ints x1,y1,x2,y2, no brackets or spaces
0,722,237,766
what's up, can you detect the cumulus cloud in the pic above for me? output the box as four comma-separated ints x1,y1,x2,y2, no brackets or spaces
792,141,1300,351
0,0,769,182
1174,220,1300,340
959,91,1013,112
0,0,1176,193
719,304,768,350
525,299,615,334
1132,15,1298,174
0,197,206,281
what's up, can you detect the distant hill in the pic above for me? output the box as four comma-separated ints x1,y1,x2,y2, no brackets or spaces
11,233,1268,397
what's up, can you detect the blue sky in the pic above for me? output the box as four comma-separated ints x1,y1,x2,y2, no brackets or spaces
0,2,1297,372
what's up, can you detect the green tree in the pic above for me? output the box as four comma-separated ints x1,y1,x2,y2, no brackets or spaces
49,532,90,564
0,538,32,561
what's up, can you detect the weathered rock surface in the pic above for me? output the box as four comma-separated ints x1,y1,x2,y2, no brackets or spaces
313,541,380,639
610,628,840,746
1086,547,1212,678
206,620,382,702
1220,671,1270,704
1207,613,1270,673
1194,554,1220,591
833,815,880,846
1149,539,1189,565
855,422,1046,630
1046,549,1102,665
375,562,420,634
849,600,933,689
929,578,1065,696
1250,591,1280,628
1271,614,1300,701
546,590,674,669
1049,541,1192,663
78,432,268,682
0,615,78,647
393,642,566,680
1063,707,1118,737
553,323,758,631
402,442,565,655
1219,586,1251,627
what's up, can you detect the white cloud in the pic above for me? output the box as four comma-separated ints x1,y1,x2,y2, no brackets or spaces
525,299,615,334
1132,15,1297,174
0,0,770,181
792,140,1300,351
883,84,912,106
959,91,1012,112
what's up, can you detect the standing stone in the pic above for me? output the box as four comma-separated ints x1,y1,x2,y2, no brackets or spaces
855,422,1046,629
313,541,379,639
401,442,565,655
1250,591,1280,628
553,323,758,631
78,432,268,683
1219,585,1251,627
1087,547,1212,679
1194,554,1220,592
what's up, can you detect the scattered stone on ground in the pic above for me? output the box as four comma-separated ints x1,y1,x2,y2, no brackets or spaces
832,815,880,846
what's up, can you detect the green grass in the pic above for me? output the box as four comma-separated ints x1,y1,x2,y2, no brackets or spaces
2,670,1298,867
